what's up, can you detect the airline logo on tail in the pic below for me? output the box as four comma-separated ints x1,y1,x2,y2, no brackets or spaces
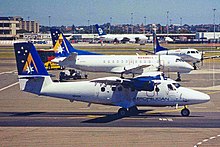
51,29,71,57
98,28,103,35
95,24,106,36
22,52,38,74
53,34,66,54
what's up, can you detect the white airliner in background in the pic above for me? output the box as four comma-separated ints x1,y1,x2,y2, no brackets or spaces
95,24,148,43
50,29,193,78
138,32,202,70
14,42,210,117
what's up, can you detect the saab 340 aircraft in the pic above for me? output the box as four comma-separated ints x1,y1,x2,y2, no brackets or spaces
50,29,193,78
138,31,220,70
14,42,210,116
95,24,148,43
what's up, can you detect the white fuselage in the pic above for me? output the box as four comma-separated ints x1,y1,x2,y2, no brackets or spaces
53,55,193,74
99,34,148,42
156,48,202,63
37,77,210,107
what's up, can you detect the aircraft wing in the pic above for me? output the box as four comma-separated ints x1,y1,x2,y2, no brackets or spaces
203,55,220,60
136,48,154,55
90,77,130,85
110,64,151,74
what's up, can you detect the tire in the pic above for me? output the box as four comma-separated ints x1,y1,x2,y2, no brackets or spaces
128,106,138,115
118,108,127,117
181,108,190,117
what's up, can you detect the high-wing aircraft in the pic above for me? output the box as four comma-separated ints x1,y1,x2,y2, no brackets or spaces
14,42,210,116
50,29,193,78
95,24,148,43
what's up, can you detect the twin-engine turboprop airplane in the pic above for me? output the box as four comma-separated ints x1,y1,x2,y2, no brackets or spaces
50,29,193,78
138,31,220,70
14,42,210,117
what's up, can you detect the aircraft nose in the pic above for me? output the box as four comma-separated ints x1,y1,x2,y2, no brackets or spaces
181,87,210,104
199,92,210,102
181,62,194,73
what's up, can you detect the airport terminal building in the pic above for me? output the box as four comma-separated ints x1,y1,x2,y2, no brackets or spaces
0,16,39,40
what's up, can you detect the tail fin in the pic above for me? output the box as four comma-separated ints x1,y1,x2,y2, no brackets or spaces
153,32,168,54
14,43,49,76
95,24,106,36
50,28,100,56
14,42,52,94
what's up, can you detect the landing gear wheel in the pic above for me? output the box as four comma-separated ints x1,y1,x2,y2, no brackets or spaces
181,108,190,117
118,108,128,117
193,63,197,70
176,72,181,81
128,106,138,115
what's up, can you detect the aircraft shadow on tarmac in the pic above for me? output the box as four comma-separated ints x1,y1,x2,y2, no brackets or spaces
0,111,203,124
81,110,202,123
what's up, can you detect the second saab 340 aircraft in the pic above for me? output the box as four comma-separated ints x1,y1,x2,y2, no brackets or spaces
95,24,148,43
50,29,193,78
14,42,210,116
138,31,203,70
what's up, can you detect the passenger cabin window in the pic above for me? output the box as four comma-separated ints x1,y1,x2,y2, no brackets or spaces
191,51,196,54
187,51,190,54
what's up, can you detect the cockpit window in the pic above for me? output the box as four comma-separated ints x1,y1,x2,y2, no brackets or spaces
176,58,184,62
187,51,190,54
196,51,199,53
167,84,173,90
172,83,181,88
167,84,175,91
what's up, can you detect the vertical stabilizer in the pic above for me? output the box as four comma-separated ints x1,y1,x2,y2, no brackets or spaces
14,42,52,94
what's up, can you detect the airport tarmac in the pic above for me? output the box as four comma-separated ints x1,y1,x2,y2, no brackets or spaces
0,59,220,146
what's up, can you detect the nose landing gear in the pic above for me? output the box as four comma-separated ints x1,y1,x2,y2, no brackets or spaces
181,107,190,117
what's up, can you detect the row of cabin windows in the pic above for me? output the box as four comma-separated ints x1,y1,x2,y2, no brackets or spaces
187,51,199,54
103,60,153,64
101,84,177,93
101,86,135,92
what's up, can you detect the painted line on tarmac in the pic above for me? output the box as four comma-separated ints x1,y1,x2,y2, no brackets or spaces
0,82,19,92
0,70,17,75
194,134,220,147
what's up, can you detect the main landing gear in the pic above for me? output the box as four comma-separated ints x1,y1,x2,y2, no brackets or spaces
193,63,197,70
181,107,190,117
118,106,139,117
176,72,181,81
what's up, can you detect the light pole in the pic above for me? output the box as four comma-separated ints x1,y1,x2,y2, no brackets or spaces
213,8,216,40
109,17,112,34
48,16,51,27
166,11,169,36
88,19,90,33
180,17,182,26
131,12,133,34
144,16,146,34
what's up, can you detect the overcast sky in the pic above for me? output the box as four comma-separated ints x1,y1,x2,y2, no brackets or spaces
1,0,220,26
